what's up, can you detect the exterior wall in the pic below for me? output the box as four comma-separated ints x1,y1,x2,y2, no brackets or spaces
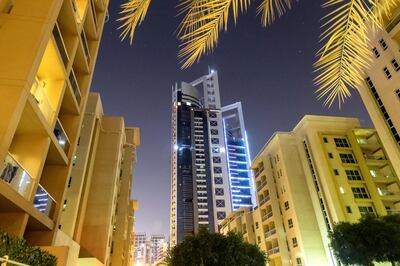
0,0,109,264
220,207,256,244
358,10,400,179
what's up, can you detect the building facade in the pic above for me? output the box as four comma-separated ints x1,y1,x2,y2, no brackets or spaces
150,234,167,264
170,71,233,245
221,115,400,266
134,232,147,265
358,10,400,179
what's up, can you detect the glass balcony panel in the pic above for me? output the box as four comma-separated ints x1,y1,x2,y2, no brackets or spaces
33,184,56,218
80,30,91,65
53,23,69,67
30,77,55,124
0,154,34,199
71,0,82,24
89,0,98,28
54,119,70,154
69,70,81,105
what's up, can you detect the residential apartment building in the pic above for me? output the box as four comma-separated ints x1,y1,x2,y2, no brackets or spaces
358,9,400,178
219,207,256,245
0,0,129,265
150,234,167,264
134,232,147,265
221,115,400,266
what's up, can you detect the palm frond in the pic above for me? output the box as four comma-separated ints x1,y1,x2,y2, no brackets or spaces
177,0,250,69
118,0,152,45
370,0,400,25
314,0,374,107
257,0,295,26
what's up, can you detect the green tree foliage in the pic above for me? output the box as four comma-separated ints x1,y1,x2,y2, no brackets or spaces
167,227,266,266
0,231,57,266
329,214,400,266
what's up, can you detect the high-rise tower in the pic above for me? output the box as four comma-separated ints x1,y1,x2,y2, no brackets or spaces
170,71,254,245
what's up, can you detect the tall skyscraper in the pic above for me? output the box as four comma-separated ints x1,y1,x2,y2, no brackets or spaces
170,71,255,245
222,103,255,210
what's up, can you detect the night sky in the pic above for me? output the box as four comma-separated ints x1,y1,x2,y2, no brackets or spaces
91,0,372,238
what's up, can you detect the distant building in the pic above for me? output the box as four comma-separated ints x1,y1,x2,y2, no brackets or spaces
221,115,400,266
134,233,147,265
170,71,255,245
150,234,166,264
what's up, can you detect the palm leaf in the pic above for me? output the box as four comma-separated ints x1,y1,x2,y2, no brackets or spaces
118,0,152,45
257,0,296,26
314,0,375,107
177,0,250,69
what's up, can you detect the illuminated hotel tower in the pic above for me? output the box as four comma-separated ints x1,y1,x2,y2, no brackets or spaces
170,71,254,245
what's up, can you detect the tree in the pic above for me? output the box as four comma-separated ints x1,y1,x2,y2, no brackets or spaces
117,0,400,107
166,227,266,266
329,214,400,266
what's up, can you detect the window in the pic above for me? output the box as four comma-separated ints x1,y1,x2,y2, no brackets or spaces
296,258,302,266
396,89,400,99
284,201,289,210
323,137,328,143
212,147,220,153
328,153,333,159
334,138,350,147
257,236,261,243
68,177,72,188
292,237,298,248
334,169,339,176
384,67,392,79
216,199,225,207
352,187,370,199
288,218,293,228
340,153,356,164
214,177,223,184
345,169,363,181
255,222,259,229
211,138,219,144
392,59,400,71
214,167,222,173
213,157,221,163
217,212,226,220
372,47,380,58
359,206,375,216
209,112,217,118
215,188,224,195
211,129,218,135
210,121,218,126
346,206,352,213
379,39,388,50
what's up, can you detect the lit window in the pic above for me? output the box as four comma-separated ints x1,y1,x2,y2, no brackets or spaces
372,47,380,58
379,39,388,50
352,187,370,199
392,59,400,71
212,147,220,153
384,67,392,79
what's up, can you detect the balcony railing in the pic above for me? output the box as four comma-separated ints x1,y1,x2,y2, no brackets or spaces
257,180,267,191
30,77,55,124
267,247,279,255
80,30,91,65
254,166,264,177
90,0,98,28
33,184,56,218
69,69,81,105
379,189,400,197
54,119,70,154
259,195,270,206
53,23,69,67
264,228,276,238
364,154,386,161
262,211,273,221
0,153,34,199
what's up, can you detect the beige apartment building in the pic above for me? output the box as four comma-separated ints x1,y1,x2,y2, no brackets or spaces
221,115,400,266
358,8,400,178
220,207,256,245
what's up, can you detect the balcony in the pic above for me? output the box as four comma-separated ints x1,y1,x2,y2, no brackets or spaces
372,175,398,184
257,180,267,191
378,189,400,202
386,209,400,215
259,195,270,206
0,153,34,200
262,211,273,222
68,69,81,105
80,30,91,66
33,184,56,218
30,77,56,125
53,23,69,68
267,247,280,256
264,228,276,238
364,154,388,167
54,119,70,154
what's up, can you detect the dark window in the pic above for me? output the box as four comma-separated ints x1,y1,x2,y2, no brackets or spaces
345,169,363,180
328,153,333,159
379,39,388,50
292,237,298,248
213,157,221,163
217,211,226,220
257,236,261,243
210,121,218,126
296,258,302,266
396,89,400,99
346,206,352,213
359,206,375,216
214,177,223,184
211,138,219,144
392,59,400,71
214,167,222,173
323,137,328,143
352,187,370,199
255,222,259,229
216,200,225,207
334,138,350,147
68,177,72,188
209,112,217,118
211,129,218,135
384,67,392,79
284,201,289,210
334,169,339,176
340,153,356,164
215,188,224,195
288,218,293,228
372,47,380,58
